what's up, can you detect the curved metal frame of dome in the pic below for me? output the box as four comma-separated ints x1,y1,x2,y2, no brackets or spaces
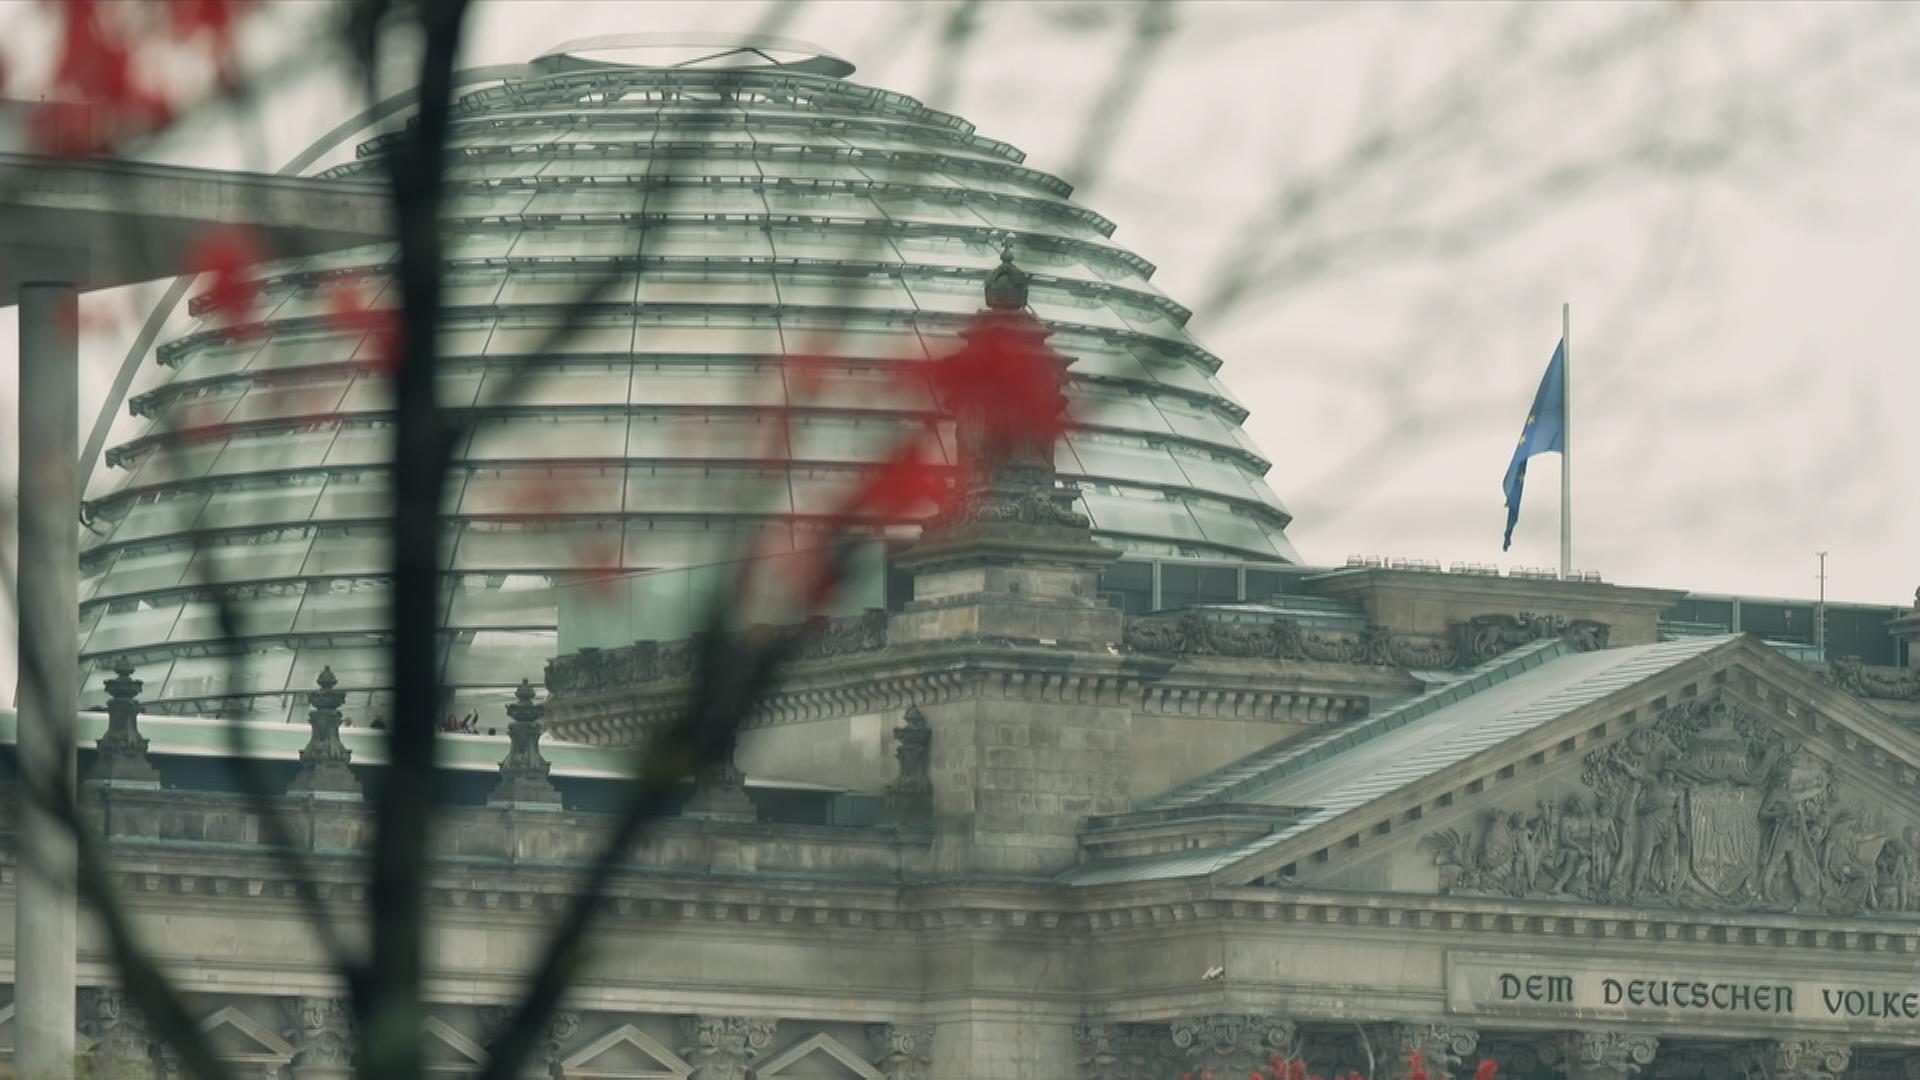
531,33,857,78
77,56,1301,723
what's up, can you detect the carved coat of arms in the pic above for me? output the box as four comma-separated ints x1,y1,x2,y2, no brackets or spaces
1421,697,1911,917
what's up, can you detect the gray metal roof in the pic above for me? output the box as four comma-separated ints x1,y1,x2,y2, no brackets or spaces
1061,634,1739,885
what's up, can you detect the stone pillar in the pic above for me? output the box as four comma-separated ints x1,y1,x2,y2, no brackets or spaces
78,987,156,1079
18,280,81,1080
676,1016,776,1080
1370,1023,1481,1080
281,996,354,1080
1548,1032,1658,1080
488,678,561,809
867,1023,934,1080
1735,1041,1850,1080
89,656,160,786
289,666,360,797
881,705,933,824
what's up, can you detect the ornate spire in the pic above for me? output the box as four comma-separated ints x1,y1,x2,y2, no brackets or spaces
489,679,561,808
89,656,159,786
982,241,1030,311
289,665,360,798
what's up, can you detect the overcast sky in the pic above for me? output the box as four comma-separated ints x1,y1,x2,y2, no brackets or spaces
3,0,1917,662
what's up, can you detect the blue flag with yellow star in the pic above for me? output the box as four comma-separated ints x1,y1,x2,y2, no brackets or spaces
1502,339,1566,551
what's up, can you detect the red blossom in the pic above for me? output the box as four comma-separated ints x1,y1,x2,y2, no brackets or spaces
1406,1050,1429,1080
1472,1060,1498,1080
185,225,268,330
924,315,1072,472
32,0,173,155
1288,1059,1308,1080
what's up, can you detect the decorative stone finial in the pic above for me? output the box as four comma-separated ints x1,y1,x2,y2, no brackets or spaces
490,678,561,809
89,656,160,787
982,242,1029,311
289,665,360,798
881,705,932,824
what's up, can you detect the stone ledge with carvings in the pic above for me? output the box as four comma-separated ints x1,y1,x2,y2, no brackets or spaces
1122,609,1610,669
1824,657,1920,704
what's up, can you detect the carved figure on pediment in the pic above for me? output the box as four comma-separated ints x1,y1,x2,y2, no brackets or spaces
81,988,158,1079
1550,792,1623,899
1817,808,1880,914
1872,829,1917,911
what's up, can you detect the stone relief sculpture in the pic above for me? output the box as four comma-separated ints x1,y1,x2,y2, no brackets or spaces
866,1023,933,1080
1421,697,1916,916
1823,656,1920,702
1122,610,1607,670
545,610,891,695
882,706,934,824
677,1015,776,1080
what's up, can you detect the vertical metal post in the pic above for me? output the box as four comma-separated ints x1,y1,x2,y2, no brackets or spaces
1815,551,1829,655
1560,302,1572,581
17,281,80,1080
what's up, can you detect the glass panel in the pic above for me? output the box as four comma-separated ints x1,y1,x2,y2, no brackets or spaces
445,231,517,260
901,275,983,315
249,334,361,372
164,385,246,428
643,225,773,259
312,472,391,519
467,416,629,459
637,270,778,305
459,467,624,515
1051,337,1154,382
758,160,869,182
303,526,388,575
446,160,547,180
1170,452,1260,501
288,647,389,700
623,520,789,567
629,363,783,407
208,424,336,470
1068,387,1174,433
645,155,760,178
171,586,304,642
789,468,866,514
428,320,497,359
338,375,393,414
626,466,789,513
509,227,644,258
786,363,933,411
194,479,325,531
189,531,315,584
1080,491,1206,540
96,545,194,595
1137,347,1215,392
498,271,639,305
127,441,226,486
539,158,651,177
447,576,559,629
858,164,960,186
1065,434,1187,486
630,317,783,355
1029,288,1132,331
454,522,624,571
476,365,630,407
486,317,635,355
105,493,211,542
763,191,883,221
768,229,899,263
627,412,783,460
161,650,297,700
172,340,263,381
789,417,923,463
644,187,768,215
1155,401,1238,448
1187,501,1282,556
890,234,1001,271
776,272,914,309
780,315,928,360
875,196,988,227
292,579,391,633
444,190,534,218
523,189,642,217
303,242,395,272
224,381,350,424
83,596,186,653
443,630,552,686
323,426,392,467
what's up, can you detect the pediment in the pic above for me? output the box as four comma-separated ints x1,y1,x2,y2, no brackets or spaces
755,1033,884,1080
560,1023,693,1079
199,1005,296,1064
422,1016,490,1072
1219,635,1920,922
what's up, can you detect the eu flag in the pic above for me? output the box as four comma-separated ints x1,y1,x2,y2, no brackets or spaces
1502,339,1566,551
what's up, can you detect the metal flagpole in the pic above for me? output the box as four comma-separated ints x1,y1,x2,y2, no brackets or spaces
1560,302,1572,580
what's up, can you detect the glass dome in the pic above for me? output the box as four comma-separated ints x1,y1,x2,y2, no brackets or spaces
77,50,1302,722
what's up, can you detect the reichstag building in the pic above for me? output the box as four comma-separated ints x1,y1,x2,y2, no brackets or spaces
12,34,1920,1080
